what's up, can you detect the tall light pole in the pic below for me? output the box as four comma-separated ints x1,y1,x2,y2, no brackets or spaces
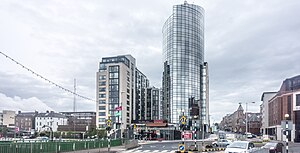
244,102,255,134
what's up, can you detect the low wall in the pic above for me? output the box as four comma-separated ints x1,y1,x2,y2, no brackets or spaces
125,139,139,149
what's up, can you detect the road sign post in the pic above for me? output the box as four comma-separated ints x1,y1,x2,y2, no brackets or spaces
179,115,187,149
106,117,112,152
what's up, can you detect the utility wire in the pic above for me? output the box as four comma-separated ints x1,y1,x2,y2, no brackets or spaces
0,51,96,102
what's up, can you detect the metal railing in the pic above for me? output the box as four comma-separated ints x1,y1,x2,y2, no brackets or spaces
0,139,122,153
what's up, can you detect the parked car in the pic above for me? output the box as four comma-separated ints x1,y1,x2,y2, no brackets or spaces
208,134,218,141
37,136,49,141
225,141,255,153
212,139,232,147
246,133,256,138
261,142,284,153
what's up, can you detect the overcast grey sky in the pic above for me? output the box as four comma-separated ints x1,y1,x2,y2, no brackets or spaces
0,0,300,122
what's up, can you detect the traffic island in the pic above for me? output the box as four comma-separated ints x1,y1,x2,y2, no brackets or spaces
201,147,226,152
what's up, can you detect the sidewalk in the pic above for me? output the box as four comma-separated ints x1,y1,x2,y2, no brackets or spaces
63,146,126,153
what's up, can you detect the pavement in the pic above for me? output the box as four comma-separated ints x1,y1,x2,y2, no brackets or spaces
63,146,126,153
62,140,300,153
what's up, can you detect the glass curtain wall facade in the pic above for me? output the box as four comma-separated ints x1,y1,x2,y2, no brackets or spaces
162,2,205,124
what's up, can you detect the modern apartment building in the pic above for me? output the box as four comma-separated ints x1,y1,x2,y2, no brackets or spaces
134,69,149,121
162,1,209,127
146,87,161,120
96,55,149,129
260,92,276,135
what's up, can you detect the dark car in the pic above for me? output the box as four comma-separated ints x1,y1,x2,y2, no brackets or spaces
261,142,284,153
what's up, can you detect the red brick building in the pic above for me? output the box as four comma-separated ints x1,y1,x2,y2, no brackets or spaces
267,75,300,142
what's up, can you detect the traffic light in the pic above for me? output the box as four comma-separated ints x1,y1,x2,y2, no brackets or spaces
106,127,111,131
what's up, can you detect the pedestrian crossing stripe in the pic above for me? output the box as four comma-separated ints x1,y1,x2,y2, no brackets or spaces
121,150,175,153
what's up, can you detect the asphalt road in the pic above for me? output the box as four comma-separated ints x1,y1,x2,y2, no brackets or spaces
121,140,208,153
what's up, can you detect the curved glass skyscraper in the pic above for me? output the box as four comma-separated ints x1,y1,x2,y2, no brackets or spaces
162,1,207,125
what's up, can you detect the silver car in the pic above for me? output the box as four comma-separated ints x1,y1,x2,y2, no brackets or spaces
212,139,232,147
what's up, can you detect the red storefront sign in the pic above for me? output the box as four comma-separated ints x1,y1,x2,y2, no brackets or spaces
181,132,192,139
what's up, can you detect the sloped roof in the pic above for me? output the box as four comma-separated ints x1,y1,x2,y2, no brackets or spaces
237,104,244,111
247,113,261,122
16,112,36,117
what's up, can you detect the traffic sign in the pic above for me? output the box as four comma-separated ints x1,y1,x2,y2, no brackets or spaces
180,115,187,125
182,132,192,139
178,144,185,151
106,119,112,127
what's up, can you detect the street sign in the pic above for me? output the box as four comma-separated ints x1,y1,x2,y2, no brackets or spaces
178,144,185,151
115,106,122,111
180,115,187,125
281,120,293,130
182,133,192,139
115,112,121,116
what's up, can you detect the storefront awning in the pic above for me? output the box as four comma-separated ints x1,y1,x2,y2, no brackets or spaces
146,123,167,127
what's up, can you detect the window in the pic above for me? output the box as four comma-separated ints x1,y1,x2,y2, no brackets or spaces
99,100,106,104
99,106,106,110
99,94,106,98
99,118,105,122
98,124,105,128
109,66,119,72
99,81,106,86
297,94,300,106
109,73,119,79
99,112,106,116
99,75,106,80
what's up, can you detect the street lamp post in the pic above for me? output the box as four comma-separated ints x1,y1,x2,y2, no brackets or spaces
285,114,289,153
245,102,255,134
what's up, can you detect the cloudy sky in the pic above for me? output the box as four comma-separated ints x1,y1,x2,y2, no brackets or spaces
0,0,300,122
